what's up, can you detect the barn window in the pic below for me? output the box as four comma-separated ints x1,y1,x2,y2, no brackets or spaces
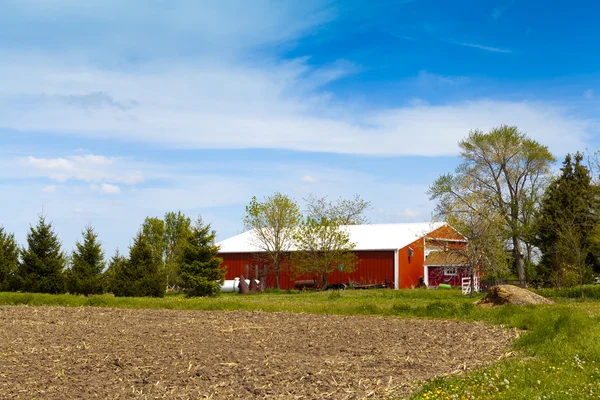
444,267,458,276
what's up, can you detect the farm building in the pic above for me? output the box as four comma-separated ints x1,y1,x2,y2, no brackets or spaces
217,222,469,290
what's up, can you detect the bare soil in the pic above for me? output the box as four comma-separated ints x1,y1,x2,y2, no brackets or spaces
0,306,517,399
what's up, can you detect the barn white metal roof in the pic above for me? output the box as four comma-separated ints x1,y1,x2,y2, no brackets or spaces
217,222,448,253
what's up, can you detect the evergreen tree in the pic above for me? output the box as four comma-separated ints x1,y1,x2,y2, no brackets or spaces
112,232,167,297
0,226,19,291
65,225,105,295
105,249,127,295
536,153,600,287
18,215,66,293
179,217,225,297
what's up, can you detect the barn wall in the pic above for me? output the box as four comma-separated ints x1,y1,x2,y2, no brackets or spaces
397,238,425,289
219,250,394,290
427,266,469,287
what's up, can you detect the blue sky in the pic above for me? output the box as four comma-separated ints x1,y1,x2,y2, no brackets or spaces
1,0,599,256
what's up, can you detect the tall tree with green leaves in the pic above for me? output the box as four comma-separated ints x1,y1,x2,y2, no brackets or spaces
243,193,301,289
179,217,225,297
164,211,192,288
65,225,106,295
291,217,358,288
535,153,600,290
305,194,371,225
429,125,555,282
141,217,166,267
0,226,19,291
18,215,67,293
112,232,167,297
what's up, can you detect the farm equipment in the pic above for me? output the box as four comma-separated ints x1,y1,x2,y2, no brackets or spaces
324,281,388,290
294,279,318,290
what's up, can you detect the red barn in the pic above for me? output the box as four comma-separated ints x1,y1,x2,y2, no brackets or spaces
217,222,469,289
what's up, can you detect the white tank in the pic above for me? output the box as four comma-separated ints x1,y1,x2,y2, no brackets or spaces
220,278,260,292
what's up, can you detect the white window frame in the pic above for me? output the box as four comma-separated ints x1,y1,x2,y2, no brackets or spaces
444,267,458,276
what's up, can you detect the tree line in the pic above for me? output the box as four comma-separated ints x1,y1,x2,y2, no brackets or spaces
0,212,224,297
429,125,600,294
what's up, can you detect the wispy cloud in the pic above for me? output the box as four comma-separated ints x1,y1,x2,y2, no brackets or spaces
453,41,512,53
0,53,590,157
584,89,594,99
301,175,319,184
59,92,137,111
20,154,144,184
417,70,469,86
42,185,57,193
492,0,515,20
90,183,121,194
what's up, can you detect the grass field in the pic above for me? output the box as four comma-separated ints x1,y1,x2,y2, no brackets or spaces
1,287,599,399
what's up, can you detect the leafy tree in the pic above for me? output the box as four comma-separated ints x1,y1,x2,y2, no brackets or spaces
305,193,371,225
0,226,19,291
179,217,225,297
112,232,166,297
429,125,555,282
291,216,358,288
18,215,67,293
535,153,600,291
65,225,106,295
164,211,192,288
243,193,301,289
442,203,510,292
141,217,166,268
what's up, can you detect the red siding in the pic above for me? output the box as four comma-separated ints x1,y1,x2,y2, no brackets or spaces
427,266,469,287
219,225,468,290
398,238,425,289
219,250,394,290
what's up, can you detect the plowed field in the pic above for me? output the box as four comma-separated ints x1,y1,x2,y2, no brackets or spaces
0,306,517,399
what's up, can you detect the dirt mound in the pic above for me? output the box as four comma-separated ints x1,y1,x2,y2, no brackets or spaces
477,284,554,306
0,306,518,399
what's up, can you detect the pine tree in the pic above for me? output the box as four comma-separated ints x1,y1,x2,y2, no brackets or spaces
18,215,66,293
112,232,167,297
65,225,105,295
105,249,127,295
536,153,600,287
0,226,19,291
179,217,225,297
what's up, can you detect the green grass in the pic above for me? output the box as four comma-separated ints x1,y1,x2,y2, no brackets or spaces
1,288,599,399
535,284,600,300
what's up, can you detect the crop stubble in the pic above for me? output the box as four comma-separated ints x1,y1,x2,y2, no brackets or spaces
0,306,516,399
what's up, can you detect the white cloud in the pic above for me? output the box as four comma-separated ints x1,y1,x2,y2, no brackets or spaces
1,1,335,55
301,175,319,183
42,185,57,193
584,89,594,99
417,70,468,86
0,53,594,157
21,154,144,184
90,183,121,194
452,41,512,53
399,208,421,218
